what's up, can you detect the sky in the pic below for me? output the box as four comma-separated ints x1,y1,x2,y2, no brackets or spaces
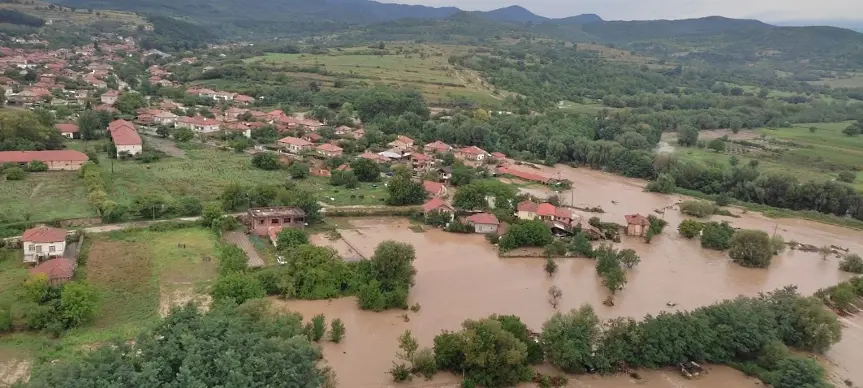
376,0,863,21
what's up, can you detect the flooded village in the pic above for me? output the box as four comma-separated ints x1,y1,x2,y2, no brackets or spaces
283,165,863,388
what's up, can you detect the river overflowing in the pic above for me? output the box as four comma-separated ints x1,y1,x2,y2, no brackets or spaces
280,165,863,387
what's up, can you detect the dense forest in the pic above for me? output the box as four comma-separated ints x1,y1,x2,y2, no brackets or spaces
138,15,215,51
0,9,45,27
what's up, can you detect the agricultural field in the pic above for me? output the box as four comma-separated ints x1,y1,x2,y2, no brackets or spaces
672,122,863,191
243,44,506,106
0,1,146,27
0,227,219,368
557,100,616,114
0,172,94,224
809,72,863,88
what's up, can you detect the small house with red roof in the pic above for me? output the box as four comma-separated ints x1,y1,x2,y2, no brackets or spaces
422,197,454,216
55,123,80,139
100,89,119,105
334,125,353,136
278,136,313,154
177,116,220,133
0,150,88,171
316,143,344,158
108,119,143,157
465,212,500,234
29,258,76,285
456,146,488,161
388,135,414,151
423,180,447,197
302,133,323,143
517,201,573,226
22,226,67,263
625,214,650,237
411,152,434,171
424,140,452,154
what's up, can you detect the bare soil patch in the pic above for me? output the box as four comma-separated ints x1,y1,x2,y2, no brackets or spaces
0,359,29,387
142,134,186,158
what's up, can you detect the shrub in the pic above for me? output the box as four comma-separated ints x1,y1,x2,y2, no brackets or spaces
4,167,25,180
28,160,48,172
679,200,718,218
700,221,734,250
251,152,280,170
412,347,438,380
678,219,704,238
837,171,856,183
310,314,327,341
729,229,774,268
839,254,863,274
330,318,346,343
645,172,675,193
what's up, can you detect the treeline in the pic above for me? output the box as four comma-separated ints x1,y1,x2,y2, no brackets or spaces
392,286,840,388
0,9,44,27
0,110,65,151
139,15,215,52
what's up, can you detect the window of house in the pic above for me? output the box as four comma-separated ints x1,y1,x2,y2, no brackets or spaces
36,245,42,253
49,245,55,252
272,218,280,224
29,245,35,252
258,219,265,225
283,218,291,223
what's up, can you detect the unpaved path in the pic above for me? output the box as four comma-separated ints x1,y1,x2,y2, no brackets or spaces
223,231,265,268
0,360,29,387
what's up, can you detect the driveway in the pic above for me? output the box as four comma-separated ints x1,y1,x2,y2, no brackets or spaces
222,231,265,268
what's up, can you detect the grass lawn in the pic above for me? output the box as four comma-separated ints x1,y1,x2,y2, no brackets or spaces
557,100,616,114
242,43,505,106
0,172,94,223
808,73,863,88
0,227,220,365
0,253,27,308
304,177,390,206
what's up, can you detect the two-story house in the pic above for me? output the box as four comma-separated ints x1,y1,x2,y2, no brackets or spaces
22,226,67,263
278,136,313,154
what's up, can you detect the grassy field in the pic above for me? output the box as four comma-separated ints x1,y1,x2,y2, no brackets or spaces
0,172,94,223
673,122,863,191
0,227,219,366
0,0,146,27
243,44,505,106
809,73,863,88
557,100,617,114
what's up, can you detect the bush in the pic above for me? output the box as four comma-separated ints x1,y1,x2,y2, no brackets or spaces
310,314,327,342
330,318,346,343
288,162,309,179
700,221,734,250
729,229,774,268
412,348,438,380
839,253,863,274
678,219,704,238
644,173,675,193
4,167,25,180
28,160,48,172
837,171,856,183
499,220,553,252
679,200,718,218
251,153,281,170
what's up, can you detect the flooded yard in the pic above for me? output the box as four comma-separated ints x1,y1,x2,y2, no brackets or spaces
277,165,863,387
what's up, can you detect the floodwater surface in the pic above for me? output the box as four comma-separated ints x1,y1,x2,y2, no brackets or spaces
277,165,863,387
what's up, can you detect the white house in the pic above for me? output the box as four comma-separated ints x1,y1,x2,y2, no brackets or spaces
22,226,67,263
108,119,143,157
101,90,119,105
465,213,500,234
153,111,179,126
177,116,220,133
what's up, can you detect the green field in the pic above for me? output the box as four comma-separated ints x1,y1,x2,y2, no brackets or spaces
0,228,219,365
809,73,863,88
0,172,94,223
243,44,505,106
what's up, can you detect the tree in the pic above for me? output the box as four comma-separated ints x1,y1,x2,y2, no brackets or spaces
283,245,350,300
288,162,310,179
677,125,699,146
59,281,98,328
201,202,224,229
276,228,309,250
218,245,249,275
435,318,530,387
156,125,171,138
837,171,856,183
211,272,265,304
310,314,327,342
830,283,856,311
540,305,601,373
350,158,380,182
729,229,774,268
773,357,831,388
707,138,725,152
842,123,861,137
26,304,326,388
330,318,345,343
679,200,717,217
115,92,146,114
251,153,280,170
544,257,558,276
839,253,863,274
498,220,553,251
386,167,426,206
77,110,102,140
450,162,475,186
645,172,675,193
818,245,832,260
700,221,734,250
173,127,194,142
618,249,640,268
678,219,704,238
548,285,562,308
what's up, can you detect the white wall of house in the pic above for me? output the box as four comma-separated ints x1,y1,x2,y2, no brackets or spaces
117,144,142,157
517,210,537,220
473,223,498,234
23,241,66,262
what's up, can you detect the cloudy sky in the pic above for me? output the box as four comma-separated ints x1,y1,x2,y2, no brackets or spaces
377,0,863,21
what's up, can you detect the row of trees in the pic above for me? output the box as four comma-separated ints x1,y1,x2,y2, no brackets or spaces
391,286,839,388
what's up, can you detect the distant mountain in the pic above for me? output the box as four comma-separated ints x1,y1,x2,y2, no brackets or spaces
475,5,546,23
555,13,603,25
581,16,769,42
773,19,863,32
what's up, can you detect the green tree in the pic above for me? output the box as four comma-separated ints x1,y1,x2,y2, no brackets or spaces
499,220,553,251
645,172,675,193
386,167,426,206
350,158,381,182
837,171,856,183
251,153,281,170
450,162,475,186
678,219,704,238
276,228,309,250
156,125,171,138
288,162,310,179
707,138,725,152
201,203,224,228
729,229,774,268
540,305,601,373
830,283,856,310
839,253,863,274
438,318,531,387
618,249,640,268
677,125,699,147
173,127,194,142
700,221,734,250
330,318,346,343
59,281,98,328
218,244,249,275
115,92,146,114
211,272,265,304
773,357,831,388
310,313,327,342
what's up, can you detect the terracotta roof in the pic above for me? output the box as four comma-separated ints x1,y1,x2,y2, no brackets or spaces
303,133,322,141
537,203,557,217
22,226,66,243
458,146,487,155
555,207,572,219
491,152,506,159
411,153,431,161
466,212,499,225
424,140,451,151
29,258,75,281
0,150,88,164
317,143,343,152
625,214,650,226
278,136,312,146
422,197,452,213
497,166,551,184
109,120,142,146
55,123,79,133
517,200,538,212
179,116,219,126
423,180,445,195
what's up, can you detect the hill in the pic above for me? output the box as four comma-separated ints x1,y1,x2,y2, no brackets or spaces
475,6,546,23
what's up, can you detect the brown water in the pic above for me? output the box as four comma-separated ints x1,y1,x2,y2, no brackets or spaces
276,165,863,388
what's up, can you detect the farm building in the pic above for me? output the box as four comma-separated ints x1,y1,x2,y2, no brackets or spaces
0,150,88,171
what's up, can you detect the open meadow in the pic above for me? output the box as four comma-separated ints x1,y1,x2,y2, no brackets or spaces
0,227,219,369
0,172,94,224
242,44,505,106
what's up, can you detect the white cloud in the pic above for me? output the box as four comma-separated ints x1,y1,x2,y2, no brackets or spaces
375,0,863,21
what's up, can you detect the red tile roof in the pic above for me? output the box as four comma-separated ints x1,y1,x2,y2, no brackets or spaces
423,180,445,195
411,153,431,161
537,203,556,217
458,146,487,155
179,116,219,126
29,258,75,281
22,226,66,243
317,143,343,153
466,212,499,225
396,135,414,144
517,200,538,212
0,150,88,164
55,123,79,133
625,214,650,226
497,166,551,184
491,152,506,159
108,120,142,146
278,136,312,146
424,140,451,152
422,197,453,213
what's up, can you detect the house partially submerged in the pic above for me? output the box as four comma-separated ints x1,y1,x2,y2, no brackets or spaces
625,214,650,237
422,197,454,217
465,212,500,234
516,201,573,226
244,207,306,236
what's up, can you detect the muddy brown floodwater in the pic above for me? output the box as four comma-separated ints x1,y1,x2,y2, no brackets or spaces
276,165,863,388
